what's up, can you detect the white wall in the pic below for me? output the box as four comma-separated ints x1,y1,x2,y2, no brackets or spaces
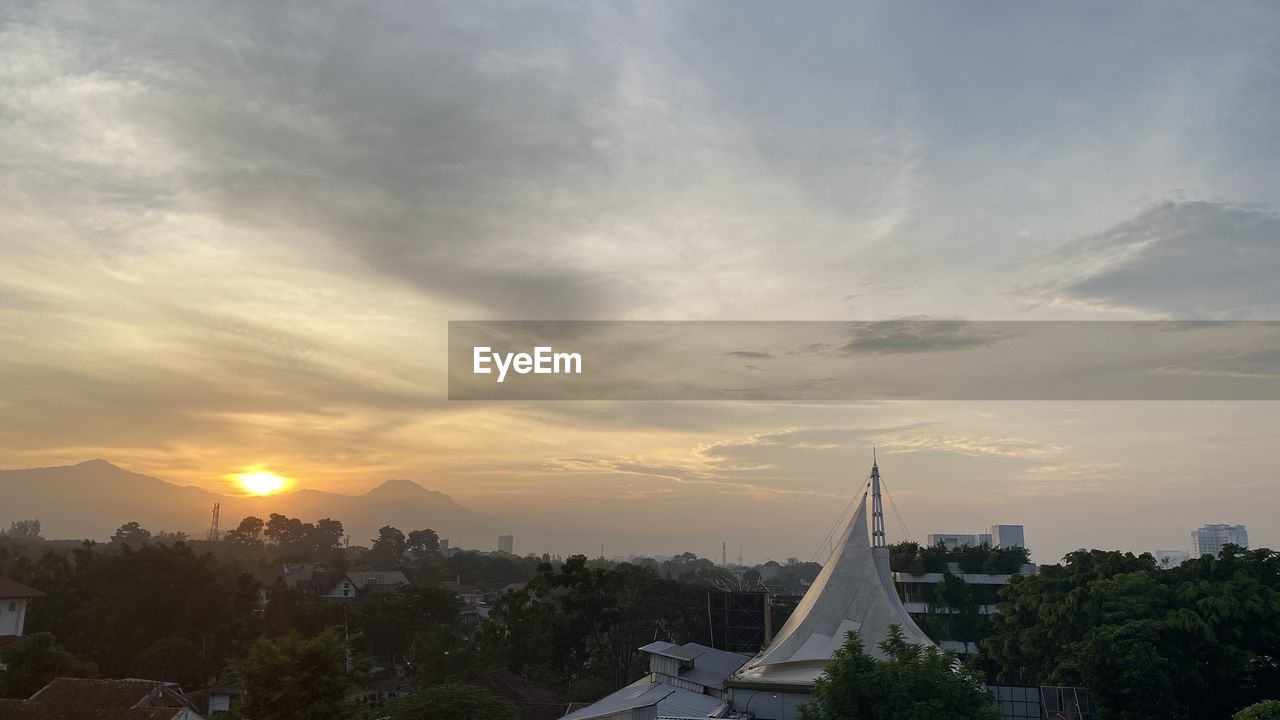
0,597,29,636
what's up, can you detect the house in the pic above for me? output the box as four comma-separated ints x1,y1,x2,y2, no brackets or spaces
0,577,43,645
561,642,749,720
187,674,245,716
440,580,489,628
0,677,204,720
323,571,410,600
259,563,332,598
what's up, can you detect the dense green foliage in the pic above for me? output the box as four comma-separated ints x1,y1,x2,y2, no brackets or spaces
799,626,999,720
234,630,351,720
480,554,711,700
8,512,1276,720
0,517,721,712
10,540,260,679
1236,700,1280,720
889,540,1031,576
0,632,98,698
885,541,1032,645
361,683,518,720
984,546,1280,719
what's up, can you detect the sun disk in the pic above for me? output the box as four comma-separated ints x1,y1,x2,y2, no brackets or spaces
237,471,288,496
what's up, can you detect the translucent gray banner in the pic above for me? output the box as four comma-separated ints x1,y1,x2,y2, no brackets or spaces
447,321,1280,401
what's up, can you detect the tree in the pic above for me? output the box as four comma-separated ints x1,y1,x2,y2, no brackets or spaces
799,626,998,720
367,526,407,569
311,518,345,554
128,637,209,690
4,520,41,540
235,630,351,720
0,632,98,698
377,684,516,720
1237,700,1280,720
983,547,1280,720
265,513,309,553
19,540,260,678
152,531,190,546
406,528,440,557
111,521,151,548
224,516,265,546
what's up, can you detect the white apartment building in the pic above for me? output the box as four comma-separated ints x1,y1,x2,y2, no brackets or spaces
1191,524,1248,559
927,524,1025,550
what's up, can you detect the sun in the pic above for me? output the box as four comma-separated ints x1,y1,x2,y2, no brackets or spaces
236,470,288,496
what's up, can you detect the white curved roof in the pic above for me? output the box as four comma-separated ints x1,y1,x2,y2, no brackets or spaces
732,492,934,688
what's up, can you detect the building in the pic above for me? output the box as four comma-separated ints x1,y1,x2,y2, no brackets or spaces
707,590,772,654
323,570,410,600
498,534,515,555
0,678,204,719
926,524,1024,550
561,456,1081,720
561,642,748,720
0,577,43,644
989,524,1025,548
1191,524,1248,559
927,532,992,549
187,674,244,717
726,458,934,720
259,563,331,596
893,561,1038,654
1153,549,1190,569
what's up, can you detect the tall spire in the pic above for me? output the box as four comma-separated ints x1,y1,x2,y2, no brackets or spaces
870,448,885,548
732,489,933,688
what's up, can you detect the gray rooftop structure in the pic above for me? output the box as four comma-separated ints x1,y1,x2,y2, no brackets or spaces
560,678,727,720
639,641,751,692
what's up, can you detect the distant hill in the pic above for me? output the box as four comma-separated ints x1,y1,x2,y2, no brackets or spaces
0,459,494,548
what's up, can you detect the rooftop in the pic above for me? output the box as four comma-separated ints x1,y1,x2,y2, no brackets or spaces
0,577,44,599
0,678,199,720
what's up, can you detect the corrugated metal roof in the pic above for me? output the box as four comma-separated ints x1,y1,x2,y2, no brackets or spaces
561,680,726,720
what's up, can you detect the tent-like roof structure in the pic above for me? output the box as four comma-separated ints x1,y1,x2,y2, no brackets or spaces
730,491,933,688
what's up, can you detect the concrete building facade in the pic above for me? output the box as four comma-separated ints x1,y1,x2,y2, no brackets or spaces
1192,524,1248,559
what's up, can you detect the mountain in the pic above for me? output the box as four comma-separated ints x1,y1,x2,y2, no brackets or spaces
0,460,494,548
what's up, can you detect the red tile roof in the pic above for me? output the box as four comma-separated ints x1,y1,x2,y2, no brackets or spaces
0,678,197,720
0,578,43,599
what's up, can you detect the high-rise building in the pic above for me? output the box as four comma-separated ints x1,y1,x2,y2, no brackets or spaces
498,534,514,555
439,538,450,554
989,524,1025,548
1191,524,1248,559
1154,549,1190,568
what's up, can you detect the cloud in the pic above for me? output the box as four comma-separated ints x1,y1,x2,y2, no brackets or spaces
1023,201,1280,318
726,351,774,359
838,319,1008,356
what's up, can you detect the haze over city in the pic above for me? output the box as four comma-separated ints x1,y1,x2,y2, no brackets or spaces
3,1,1279,563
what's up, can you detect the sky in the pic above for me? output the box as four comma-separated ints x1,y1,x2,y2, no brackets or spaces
1,1,1278,563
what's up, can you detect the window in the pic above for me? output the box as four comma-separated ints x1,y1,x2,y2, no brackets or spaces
6,602,14,612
